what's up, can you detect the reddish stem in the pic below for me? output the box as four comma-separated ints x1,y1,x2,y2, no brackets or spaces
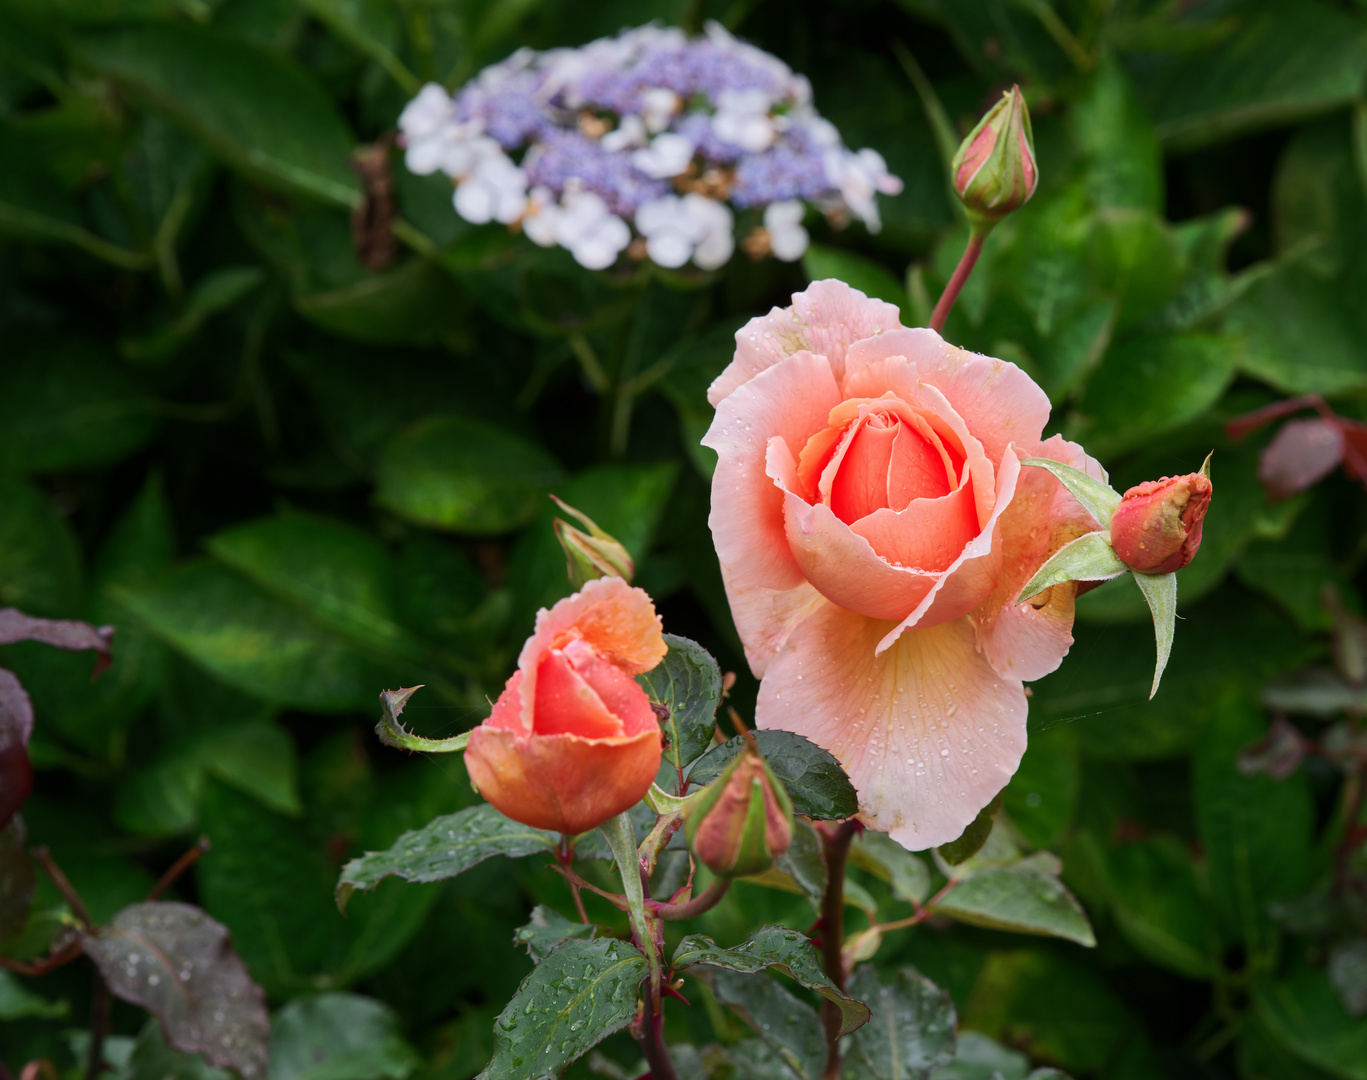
148,836,210,901
818,821,859,1080
929,233,985,333
646,878,731,921
33,848,90,929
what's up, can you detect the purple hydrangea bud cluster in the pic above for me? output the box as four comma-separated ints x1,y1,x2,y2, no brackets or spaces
398,22,903,271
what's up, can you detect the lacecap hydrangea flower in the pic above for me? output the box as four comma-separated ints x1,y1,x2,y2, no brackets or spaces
397,23,903,271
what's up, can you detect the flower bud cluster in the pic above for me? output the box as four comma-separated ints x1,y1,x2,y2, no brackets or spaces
398,23,902,271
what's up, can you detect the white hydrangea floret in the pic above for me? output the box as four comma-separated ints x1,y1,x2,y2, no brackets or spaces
764,201,809,262
641,88,681,133
521,186,561,248
398,83,488,177
711,88,776,153
555,188,631,269
632,133,695,179
824,147,903,232
601,114,647,152
635,193,734,270
454,151,529,225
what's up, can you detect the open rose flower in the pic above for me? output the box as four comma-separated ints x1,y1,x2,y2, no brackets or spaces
703,280,1104,849
465,577,667,834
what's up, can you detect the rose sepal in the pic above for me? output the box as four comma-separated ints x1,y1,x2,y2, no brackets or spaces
1018,457,1121,528
1015,532,1127,605
643,783,696,816
375,686,470,753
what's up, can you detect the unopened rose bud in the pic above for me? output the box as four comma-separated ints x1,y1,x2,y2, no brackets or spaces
952,86,1037,229
551,496,634,587
685,748,793,878
1109,467,1213,575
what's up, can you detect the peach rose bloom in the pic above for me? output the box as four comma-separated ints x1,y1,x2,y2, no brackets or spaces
466,577,667,835
703,280,1104,849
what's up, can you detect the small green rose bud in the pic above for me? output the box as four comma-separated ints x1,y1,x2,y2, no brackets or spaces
685,748,794,878
551,496,635,587
952,85,1037,231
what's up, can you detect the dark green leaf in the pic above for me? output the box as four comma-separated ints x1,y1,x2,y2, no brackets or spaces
113,560,389,712
1254,967,1367,1080
124,1021,230,1080
336,804,558,912
847,965,956,1080
774,818,829,908
689,730,857,821
1000,724,1078,850
1133,0,1367,150
0,969,65,1021
672,925,870,1037
851,830,930,907
706,969,825,1080
1194,690,1314,955
478,937,648,1080
0,338,158,472
1071,58,1162,211
270,993,420,1080
0,817,35,942
120,268,264,367
295,259,472,346
377,415,565,535
0,476,82,617
73,23,360,206
80,901,269,1080
514,906,596,963
637,634,721,771
938,794,1002,867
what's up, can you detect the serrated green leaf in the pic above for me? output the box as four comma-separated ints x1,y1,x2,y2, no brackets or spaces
514,906,596,963
336,804,557,912
847,965,956,1080
637,634,722,771
478,938,648,1080
689,730,857,821
931,869,1095,946
706,969,825,1080
1017,532,1126,605
1018,459,1121,529
672,925,870,1038
773,819,829,908
270,993,419,1080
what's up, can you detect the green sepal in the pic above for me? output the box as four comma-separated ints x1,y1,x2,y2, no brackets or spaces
1133,569,1178,699
374,686,469,753
1016,531,1127,605
1019,458,1122,528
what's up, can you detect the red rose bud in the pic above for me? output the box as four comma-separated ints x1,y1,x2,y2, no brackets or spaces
952,85,1037,228
551,496,634,587
1109,470,1213,575
685,748,793,878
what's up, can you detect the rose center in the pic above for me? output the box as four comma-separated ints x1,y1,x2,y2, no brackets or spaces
797,403,961,525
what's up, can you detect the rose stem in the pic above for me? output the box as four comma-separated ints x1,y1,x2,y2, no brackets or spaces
148,836,211,901
928,232,985,333
85,976,110,1080
819,820,859,1080
32,847,91,929
647,878,731,921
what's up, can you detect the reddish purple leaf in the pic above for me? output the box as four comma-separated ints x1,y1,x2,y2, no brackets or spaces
1258,417,1345,501
81,901,269,1079
1237,716,1307,780
0,608,115,678
0,668,34,828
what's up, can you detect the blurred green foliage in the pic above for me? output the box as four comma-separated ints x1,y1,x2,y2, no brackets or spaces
3,0,1367,1078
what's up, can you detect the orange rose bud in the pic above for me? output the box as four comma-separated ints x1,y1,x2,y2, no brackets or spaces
551,496,634,587
685,748,794,878
465,577,667,835
951,85,1037,229
1109,472,1213,575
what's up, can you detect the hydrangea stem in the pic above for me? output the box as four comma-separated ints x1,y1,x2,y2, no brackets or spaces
928,231,985,333
818,820,859,1080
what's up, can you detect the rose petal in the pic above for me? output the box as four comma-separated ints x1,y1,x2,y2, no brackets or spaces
850,478,979,573
532,650,626,738
829,415,899,523
888,421,957,509
703,351,844,675
709,280,903,407
466,722,662,835
974,435,1107,681
516,577,666,731
770,437,938,622
874,447,1021,652
756,605,1026,850
844,328,1051,469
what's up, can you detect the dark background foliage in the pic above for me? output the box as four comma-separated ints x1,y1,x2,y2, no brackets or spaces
3,0,1367,1077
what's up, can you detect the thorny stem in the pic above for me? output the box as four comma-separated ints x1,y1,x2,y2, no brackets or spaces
33,847,91,929
638,983,680,1080
85,976,110,1080
929,231,985,334
647,878,731,921
556,839,591,924
148,836,211,901
818,820,859,1080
